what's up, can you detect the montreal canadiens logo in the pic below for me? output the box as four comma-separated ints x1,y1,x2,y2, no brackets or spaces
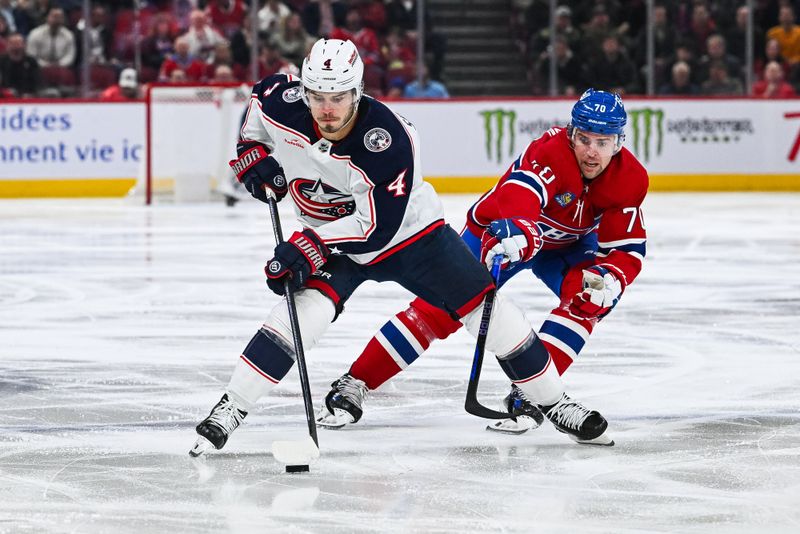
282,86,303,103
364,128,392,152
289,178,355,221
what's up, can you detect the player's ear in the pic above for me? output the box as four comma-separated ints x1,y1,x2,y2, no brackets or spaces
613,133,626,155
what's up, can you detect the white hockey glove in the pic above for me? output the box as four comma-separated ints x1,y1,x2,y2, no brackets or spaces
480,218,543,269
568,266,625,320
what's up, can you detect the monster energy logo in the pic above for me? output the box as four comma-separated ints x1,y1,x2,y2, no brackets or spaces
481,109,516,163
628,108,664,163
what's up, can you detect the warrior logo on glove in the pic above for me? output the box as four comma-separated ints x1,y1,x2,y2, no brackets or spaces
229,142,289,202
265,229,330,296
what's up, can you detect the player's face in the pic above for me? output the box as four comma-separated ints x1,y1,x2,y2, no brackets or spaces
307,90,357,135
572,129,617,179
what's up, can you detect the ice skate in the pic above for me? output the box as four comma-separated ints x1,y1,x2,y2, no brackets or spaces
315,373,368,429
542,392,614,446
189,393,248,457
486,384,545,435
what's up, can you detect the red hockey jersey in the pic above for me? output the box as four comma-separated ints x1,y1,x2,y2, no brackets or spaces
466,127,648,286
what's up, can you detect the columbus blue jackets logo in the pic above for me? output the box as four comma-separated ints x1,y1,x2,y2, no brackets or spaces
364,128,392,152
554,192,575,207
282,86,303,103
290,178,356,221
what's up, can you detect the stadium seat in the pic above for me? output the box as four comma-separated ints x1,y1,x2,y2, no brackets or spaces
90,65,118,90
40,66,77,96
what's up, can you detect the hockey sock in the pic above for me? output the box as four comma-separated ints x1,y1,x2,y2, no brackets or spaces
537,307,595,375
227,329,295,408
349,299,462,390
497,335,563,406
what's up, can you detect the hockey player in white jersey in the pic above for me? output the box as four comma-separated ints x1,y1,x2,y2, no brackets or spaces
190,39,612,457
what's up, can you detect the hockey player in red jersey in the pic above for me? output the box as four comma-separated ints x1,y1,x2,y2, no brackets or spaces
190,41,613,457
317,89,648,440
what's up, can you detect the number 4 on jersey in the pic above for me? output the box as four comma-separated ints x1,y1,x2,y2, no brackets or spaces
387,170,408,197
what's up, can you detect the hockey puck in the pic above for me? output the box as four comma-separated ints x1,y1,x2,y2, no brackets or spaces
285,464,310,473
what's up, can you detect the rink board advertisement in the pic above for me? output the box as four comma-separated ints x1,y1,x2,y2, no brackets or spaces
1,98,799,197
390,98,800,192
0,102,144,197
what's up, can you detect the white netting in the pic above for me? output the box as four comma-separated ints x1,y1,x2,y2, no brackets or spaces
135,84,252,203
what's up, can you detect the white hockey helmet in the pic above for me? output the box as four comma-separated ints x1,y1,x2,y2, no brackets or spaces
301,38,364,106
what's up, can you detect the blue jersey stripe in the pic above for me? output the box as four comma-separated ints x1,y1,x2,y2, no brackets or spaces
506,170,546,203
381,320,421,365
540,320,587,354
599,241,646,258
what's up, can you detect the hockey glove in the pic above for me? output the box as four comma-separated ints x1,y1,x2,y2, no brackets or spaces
480,218,543,269
229,142,287,203
568,266,625,320
265,229,329,296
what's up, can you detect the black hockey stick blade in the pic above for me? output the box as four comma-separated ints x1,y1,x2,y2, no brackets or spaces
464,256,515,420
465,396,513,419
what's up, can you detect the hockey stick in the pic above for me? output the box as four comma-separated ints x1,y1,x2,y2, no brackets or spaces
266,194,320,470
464,256,515,420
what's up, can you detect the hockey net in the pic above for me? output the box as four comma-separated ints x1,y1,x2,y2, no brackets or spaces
136,83,253,204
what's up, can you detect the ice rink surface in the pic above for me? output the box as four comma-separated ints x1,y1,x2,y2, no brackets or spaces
1,193,799,534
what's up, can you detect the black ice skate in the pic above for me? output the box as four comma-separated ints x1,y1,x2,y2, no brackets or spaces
486,384,545,435
542,392,614,446
315,373,368,429
189,393,248,457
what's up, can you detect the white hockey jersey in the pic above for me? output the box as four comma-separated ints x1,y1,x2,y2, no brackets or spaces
239,74,443,265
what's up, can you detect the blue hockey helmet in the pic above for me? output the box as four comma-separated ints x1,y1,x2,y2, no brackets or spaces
569,89,627,136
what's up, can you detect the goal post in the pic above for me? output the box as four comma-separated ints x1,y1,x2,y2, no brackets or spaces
140,82,253,204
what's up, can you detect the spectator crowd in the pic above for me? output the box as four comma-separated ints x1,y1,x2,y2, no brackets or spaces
0,0,436,99
1,0,799,99
515,0,800,97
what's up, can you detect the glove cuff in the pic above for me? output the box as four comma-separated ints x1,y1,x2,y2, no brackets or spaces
596,263,627,291
229,144,269,182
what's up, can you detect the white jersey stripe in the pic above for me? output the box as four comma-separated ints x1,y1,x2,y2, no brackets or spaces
538,333,579,361
598,237,647,248
375,331,410,370
501,180,545,206
543,313,590,341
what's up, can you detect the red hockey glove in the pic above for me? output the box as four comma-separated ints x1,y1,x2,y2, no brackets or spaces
568,266,625,320
265,229,329,296
480,218,543,269
229,142,287,203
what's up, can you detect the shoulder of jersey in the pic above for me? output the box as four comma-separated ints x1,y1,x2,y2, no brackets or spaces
344,96,413,168
526,127,580,180
253,74,306,118
610,146,650,199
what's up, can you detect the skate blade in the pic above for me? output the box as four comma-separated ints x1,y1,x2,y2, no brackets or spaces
189,435,215,457
486,415,540,435
569,432,615,447
315,408,354,429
